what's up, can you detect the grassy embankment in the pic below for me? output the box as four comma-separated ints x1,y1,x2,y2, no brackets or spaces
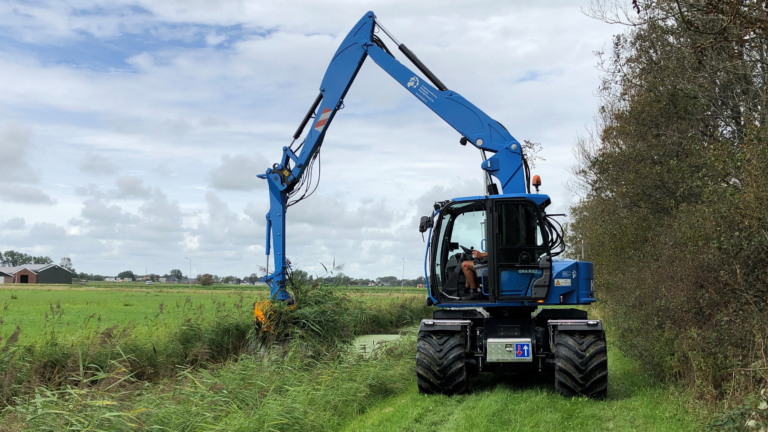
0,284,708,430
342,338,706,431
0,284,424,341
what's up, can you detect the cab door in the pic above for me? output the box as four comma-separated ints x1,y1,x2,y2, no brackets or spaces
428,199,488,302
488,199,549,301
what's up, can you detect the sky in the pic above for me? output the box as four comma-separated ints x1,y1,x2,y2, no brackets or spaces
0,0,618,280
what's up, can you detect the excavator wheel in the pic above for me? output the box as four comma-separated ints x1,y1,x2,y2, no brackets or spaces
553,330,608,399
416,331,468,395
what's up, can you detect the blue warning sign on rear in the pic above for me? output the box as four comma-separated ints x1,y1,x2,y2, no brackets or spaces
515,343,531,358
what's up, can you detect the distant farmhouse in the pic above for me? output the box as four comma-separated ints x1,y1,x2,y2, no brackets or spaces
0,264,75,284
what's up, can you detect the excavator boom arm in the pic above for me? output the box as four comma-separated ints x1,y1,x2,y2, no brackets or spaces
259,11,528,300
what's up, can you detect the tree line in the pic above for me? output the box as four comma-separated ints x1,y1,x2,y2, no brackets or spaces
0,250,75,273
91,268,425,287
570,0,768,405
0,252,421,288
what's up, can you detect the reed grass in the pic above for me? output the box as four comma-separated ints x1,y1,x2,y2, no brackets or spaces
0,281,431,411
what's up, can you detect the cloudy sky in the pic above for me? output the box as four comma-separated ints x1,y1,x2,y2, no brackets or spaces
0,1,617,280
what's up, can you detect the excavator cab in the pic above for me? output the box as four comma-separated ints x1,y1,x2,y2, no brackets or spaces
423,195,559,306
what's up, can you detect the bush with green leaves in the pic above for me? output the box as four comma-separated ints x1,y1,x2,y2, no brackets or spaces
571,0,768,403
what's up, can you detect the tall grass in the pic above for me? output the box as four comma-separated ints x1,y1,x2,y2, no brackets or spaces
0,281,431,410
1,336,418,431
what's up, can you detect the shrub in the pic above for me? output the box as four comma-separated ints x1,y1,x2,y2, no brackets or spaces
199,274,214,286
573,0,768,403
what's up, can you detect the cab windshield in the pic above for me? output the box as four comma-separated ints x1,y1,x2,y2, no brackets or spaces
432,201,486,297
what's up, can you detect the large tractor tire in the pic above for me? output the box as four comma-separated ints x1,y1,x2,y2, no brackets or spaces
554,331,608,399
416,331,468,395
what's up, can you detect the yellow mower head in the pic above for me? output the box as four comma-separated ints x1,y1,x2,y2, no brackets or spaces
254,300,273,330
254,298,295,333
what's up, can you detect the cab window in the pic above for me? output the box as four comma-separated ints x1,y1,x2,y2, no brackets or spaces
496,202,546,265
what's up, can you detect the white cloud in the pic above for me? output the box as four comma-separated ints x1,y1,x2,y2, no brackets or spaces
1,217,25,230
209,154,268,191
77,177,153,200
290,195,396,229
79,153,120,176
0,1,617,277
0,184,56,205
114,176,152,199
205,32,227,46
195,191,262,248
0,123,36,183
126,52,155,71
81,198,126,225
0,123,56,205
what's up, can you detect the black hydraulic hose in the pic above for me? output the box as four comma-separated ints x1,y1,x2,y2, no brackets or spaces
523,157,531,194
544,215,565,257
374,19,447,91
398,44,448,91
372,35,394,57
293,93,323,140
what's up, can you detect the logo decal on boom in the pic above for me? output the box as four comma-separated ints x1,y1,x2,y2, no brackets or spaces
407,76,420,88
314,108,332,132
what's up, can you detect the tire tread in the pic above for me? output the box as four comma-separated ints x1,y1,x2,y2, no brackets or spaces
416,331,468,395
554,331,608,399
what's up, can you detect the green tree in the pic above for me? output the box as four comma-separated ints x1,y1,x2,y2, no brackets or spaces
289,269,309,284
199,274,214,286
246,273,259,284
32,256,52,265
59,257,75,273
169,269,183,280
572,0,768,401
117,270,135,281
375,276,398,286
1,251,31,266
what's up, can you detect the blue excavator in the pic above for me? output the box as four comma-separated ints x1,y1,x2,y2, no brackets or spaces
257,11,607,398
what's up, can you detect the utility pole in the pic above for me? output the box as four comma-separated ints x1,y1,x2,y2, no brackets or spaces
401,258,405,294
185,257,191,289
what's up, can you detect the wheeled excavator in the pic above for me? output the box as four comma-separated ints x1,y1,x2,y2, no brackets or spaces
256,11,607,398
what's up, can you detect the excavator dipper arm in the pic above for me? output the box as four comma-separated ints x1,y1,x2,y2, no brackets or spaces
258,11,528,301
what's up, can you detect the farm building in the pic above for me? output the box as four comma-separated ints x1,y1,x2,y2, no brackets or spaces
0,264,76,284
0,270,11,284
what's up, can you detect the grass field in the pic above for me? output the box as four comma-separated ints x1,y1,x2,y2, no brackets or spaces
0,285,710,431
342,340,704,432
1,335,707,431
0,284,424,342
0,286,262,341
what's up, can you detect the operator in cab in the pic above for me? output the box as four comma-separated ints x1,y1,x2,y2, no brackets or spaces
462,249,488,299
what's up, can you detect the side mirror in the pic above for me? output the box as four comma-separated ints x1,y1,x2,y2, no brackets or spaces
418,216,433,233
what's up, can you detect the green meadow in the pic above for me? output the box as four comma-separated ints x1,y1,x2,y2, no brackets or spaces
0,284,424,341
0,284,709,431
